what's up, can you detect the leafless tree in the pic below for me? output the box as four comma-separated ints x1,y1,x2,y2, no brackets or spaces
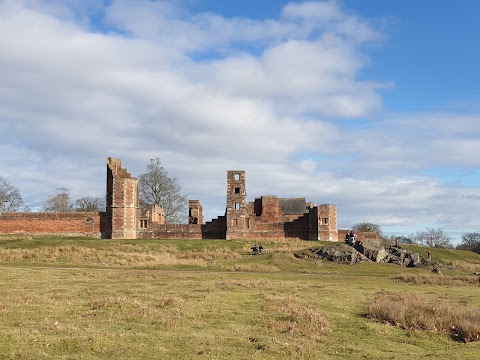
75,196,105,212
457,232,480,250
0,176,28,212
138,157,187,223
352,222,382,234
43,188,74,212
411,228,453,248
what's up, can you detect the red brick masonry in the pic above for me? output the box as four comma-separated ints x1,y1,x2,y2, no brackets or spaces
0,212,105,237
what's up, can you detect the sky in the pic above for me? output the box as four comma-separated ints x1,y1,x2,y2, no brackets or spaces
1,0,480,244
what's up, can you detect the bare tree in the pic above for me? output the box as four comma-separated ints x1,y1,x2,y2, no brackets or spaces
411,228,453,248
352,223,382,234
43,188,74,212
138,158,187,223
457,232,480,250
387,235,414,245
0,176,28,212
75,196,105,212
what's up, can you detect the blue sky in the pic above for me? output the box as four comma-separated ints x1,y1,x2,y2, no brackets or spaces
1,0,480,244
349,0,480,112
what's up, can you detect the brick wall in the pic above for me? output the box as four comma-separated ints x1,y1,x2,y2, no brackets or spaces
141,224,203,239
139,216,227,240
338,229,381,242
0,212,103,237
245,222,286,240
202,216,226,239
255,196,283,222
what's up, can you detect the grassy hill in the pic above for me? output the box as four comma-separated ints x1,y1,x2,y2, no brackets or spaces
0,235,479,359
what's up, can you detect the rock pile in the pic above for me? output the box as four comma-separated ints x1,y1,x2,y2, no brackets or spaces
304,242,424,266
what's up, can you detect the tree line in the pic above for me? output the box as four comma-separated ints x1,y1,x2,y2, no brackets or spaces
352,222,480,252
0,158,187,223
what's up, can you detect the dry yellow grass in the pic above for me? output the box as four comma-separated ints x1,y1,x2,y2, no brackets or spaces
218,278,274,288
368,292,480,342
393,273,480,286
0,245,240,267
226,263,280,272
265,294,331,341
1,237,480,358
449,260,480,272
241,237,319,254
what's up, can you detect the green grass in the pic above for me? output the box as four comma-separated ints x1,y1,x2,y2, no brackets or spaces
404,244,480,264
0,236,479,359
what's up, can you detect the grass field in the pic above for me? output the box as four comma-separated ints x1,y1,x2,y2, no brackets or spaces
0,235,479,359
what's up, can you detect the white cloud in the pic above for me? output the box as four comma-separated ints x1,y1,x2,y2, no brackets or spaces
0,0,479,243
282,1,343,22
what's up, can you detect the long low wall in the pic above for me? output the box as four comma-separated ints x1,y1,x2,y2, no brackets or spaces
141,224,203,239
141,221,228,240
0,212,104,237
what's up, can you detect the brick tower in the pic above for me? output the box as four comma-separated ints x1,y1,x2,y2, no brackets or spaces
106,157,139,239
225,170,247,239
316,204,338,241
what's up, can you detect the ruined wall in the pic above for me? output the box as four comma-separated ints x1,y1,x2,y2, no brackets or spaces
224,170,338,241
202,216,227,239
188,200,204,224
147,205,165,225
139,215,227,240
285,213,311,239
106,157,139,239
140,224,203,239
0,158,339,242
0,212,104,237
338,230,381,242
254,196,283,222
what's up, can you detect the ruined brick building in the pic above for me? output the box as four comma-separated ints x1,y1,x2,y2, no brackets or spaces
0,157,338,241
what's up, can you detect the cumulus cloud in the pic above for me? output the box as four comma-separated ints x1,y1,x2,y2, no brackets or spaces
0,0,479,242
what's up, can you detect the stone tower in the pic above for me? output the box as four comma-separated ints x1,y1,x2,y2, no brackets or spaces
188,200,204,224
106,157,139,239
225,170,247,239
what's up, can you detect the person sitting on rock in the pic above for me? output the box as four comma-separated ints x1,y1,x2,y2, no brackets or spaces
349,230,356,246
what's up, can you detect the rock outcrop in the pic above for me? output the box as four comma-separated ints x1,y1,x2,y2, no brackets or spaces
310,244,371,265
303,242,425,266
